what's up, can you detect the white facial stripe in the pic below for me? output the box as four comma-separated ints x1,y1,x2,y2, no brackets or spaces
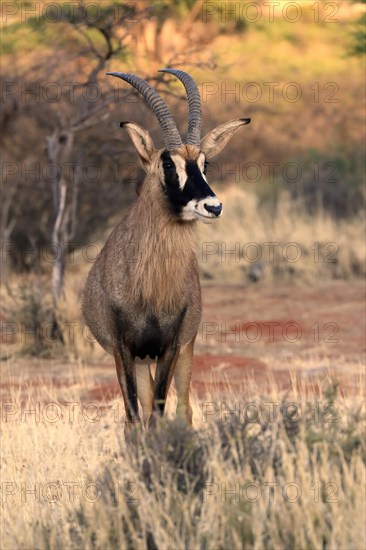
181,199,197,221
170,154,187,189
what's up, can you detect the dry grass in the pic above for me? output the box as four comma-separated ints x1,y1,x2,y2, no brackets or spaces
1,268,103,362
1,361,365,550
198,187,365,284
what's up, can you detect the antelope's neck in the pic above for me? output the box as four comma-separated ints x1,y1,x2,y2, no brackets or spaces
128,187,197,312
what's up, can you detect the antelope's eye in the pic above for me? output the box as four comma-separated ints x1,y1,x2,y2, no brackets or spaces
203,161,209,172
163,160,173,170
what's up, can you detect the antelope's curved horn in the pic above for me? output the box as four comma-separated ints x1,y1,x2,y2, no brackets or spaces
159,68,202,148
107,72,183,151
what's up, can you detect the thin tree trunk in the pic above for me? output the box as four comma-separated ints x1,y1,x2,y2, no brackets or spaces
1,183,18,288
50,176,67,340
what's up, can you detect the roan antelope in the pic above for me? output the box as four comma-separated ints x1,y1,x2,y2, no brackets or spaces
82,69,251,433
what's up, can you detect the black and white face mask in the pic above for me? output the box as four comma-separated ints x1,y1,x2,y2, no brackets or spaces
160,150,222,223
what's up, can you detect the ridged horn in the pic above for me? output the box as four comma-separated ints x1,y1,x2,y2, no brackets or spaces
159,68,202,148
107,72,183,151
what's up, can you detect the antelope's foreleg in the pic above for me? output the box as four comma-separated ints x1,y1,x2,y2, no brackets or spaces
135,364,154,428
174,339,194,425
153,345,180,418
114,345,141,434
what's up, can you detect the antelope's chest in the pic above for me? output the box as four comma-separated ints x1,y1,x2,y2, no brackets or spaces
114,307,187,361
131,315,165,360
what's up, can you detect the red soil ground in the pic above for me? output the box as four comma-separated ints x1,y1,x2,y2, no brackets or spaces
1,281,365,402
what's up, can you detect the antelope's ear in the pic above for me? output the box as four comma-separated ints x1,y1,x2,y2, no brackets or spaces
200,118,251,160
119,121,156,172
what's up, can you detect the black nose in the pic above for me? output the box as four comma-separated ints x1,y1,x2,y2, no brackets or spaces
204,203,222,217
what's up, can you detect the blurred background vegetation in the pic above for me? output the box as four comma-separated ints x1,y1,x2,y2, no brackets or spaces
1,0,365,352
